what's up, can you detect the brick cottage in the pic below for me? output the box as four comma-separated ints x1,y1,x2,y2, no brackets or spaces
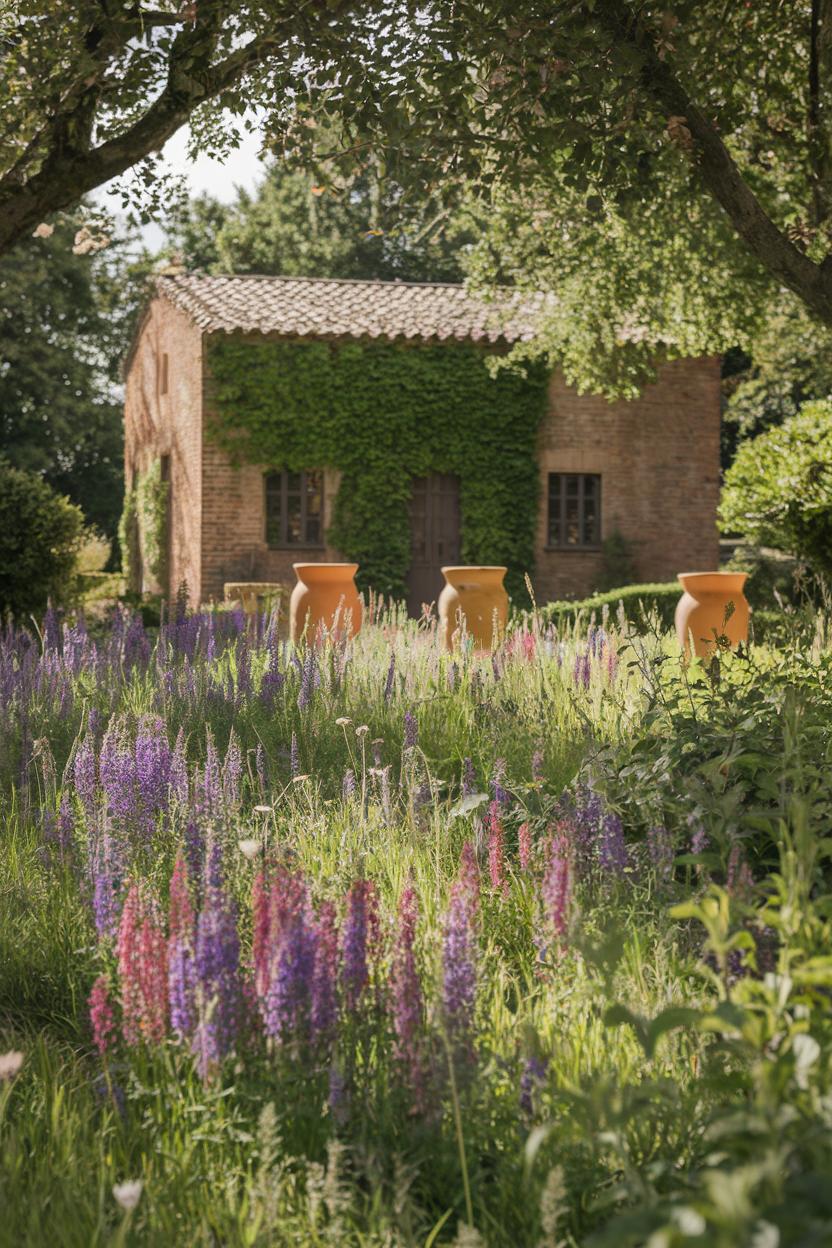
123,273,721,610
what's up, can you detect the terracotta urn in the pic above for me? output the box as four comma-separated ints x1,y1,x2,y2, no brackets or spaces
438,566,509,651
290,563,362,644
675,572,750,657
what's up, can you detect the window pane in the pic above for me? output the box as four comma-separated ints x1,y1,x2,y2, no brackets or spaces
547,475,560,545
287,471,302,491
565,481,580,543
286,493,302,543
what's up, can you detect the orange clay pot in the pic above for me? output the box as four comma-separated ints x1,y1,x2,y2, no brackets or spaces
290,563,362,644
438,566,509,651
675,572,749,658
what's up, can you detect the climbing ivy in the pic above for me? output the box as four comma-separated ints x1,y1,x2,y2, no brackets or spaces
119,460,168,592
206,339,549,600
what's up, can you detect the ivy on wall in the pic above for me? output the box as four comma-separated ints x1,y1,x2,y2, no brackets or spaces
206,339,549,600
119,460,168,592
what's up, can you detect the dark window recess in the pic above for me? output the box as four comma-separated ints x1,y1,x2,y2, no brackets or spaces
547,473,601,548
265,470,324,548
159,352,169,397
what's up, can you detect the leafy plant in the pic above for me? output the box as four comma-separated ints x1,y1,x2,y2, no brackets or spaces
0,460,83,618
720,400,832,576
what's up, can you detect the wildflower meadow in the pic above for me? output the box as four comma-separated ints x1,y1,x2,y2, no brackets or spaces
2,600,832,1246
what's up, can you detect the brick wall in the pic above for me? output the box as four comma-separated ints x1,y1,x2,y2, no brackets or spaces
533,357,722,601
124,299,204,602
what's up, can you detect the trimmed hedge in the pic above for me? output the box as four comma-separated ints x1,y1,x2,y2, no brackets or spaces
0,460,83,618
537,582,681,629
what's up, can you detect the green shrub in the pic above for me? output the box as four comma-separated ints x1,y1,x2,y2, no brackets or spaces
538,581,681,629
0,460,84,618
720,399,832,576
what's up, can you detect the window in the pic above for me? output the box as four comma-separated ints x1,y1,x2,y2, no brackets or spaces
158,352,169,397
547,473,601,548
265,470,324,548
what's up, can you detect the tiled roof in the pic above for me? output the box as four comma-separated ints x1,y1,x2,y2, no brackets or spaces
156,273,547,345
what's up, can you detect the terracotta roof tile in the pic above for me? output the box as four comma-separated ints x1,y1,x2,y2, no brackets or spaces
156,273,546,344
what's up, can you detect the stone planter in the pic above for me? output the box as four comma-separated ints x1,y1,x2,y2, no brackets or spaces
290,563,362,644
438,565,509,651
223,581,286,615
675,571,750,657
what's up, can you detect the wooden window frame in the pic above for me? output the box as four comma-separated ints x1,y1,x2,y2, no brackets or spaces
546,473,602,550
264,469,325,550
158,352,169,397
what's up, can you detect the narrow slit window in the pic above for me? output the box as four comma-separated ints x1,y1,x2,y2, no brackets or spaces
547,473,601,548
159,352,169,397
265,470,324,548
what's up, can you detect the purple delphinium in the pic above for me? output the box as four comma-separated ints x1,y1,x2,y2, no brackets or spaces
342,768,356,799
310,900,339,1041
384,651,396,702
688,814,709,858
341,880,372,1012
392,885,425,1106
297,650,317,711
573,649,591,690
461,757,478,798
169,728,188,807
441,879,477,1059
73,735,97,817
491,759,510,807
99,719,138,823
598,812,628,875
222,735,243,810
647,825,674,884
91,828,126,940
403,710,418,751
135,717,171,837
263,878,317,1043
520,1055,548,1116
192,888,240,1079
531,749,545,783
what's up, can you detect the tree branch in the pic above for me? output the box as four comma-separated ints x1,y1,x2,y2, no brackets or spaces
0,24,275,253
596,1,832,324
808,0,832,224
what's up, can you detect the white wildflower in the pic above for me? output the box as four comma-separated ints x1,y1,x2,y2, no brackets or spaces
335,717,352,727
0,1051,24,1080
252,805,272,814
355,725,369,737
32,223,53,238
238,839,260,860
112,1179,143,1211
292,773,311,784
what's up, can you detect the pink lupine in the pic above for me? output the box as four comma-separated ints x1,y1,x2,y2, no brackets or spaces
487,801,507,895
89,974,115,1056
457,841,480,917
542,832,572,951
518,822,532,872
116,882,168,1046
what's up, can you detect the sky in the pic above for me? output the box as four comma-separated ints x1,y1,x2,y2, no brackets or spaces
96,121,268,248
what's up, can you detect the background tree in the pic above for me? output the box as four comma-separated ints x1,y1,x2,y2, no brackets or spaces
0,460,84,617
0,213,150,541
720,399,832,577
173,159,475,281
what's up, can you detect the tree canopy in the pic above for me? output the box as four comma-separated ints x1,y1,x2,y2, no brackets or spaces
8,3,832,394
172,160,474,281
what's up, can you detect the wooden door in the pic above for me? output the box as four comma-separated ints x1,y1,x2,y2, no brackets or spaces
406,473,461,615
